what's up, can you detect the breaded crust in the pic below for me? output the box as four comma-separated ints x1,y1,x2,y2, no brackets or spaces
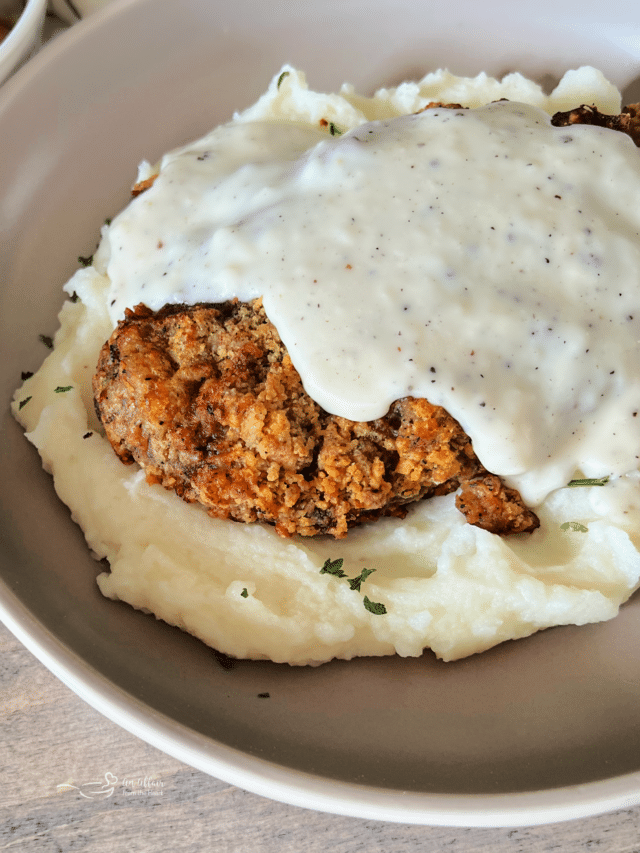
551,103,640,146
93,299,539,538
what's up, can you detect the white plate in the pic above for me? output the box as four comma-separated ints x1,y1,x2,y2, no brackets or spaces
2,0,640,827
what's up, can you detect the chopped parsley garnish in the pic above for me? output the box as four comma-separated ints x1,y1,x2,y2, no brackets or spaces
241,587,249,598
329,122,343,136
39,334,53,349
320,559,386,615
277,70,290,89
69,291,79,303
567,477,609,487
363,596,387,615
560,521,588,533
18,396,32,410
348,567,376,592
320,557,346,578
77,254,93,267
54,385,73,393
21,371,33,381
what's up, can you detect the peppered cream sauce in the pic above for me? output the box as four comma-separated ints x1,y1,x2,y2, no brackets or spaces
103,100,640,505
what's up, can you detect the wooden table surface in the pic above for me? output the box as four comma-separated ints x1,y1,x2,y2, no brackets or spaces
1,620,640,852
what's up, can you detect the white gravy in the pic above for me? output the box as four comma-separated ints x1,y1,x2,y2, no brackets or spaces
103,100,640,505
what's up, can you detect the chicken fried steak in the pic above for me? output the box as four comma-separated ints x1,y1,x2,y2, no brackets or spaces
93,299,539,538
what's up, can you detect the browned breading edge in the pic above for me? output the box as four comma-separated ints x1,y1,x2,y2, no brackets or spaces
93,299,539,539
551,103,640,147
131,175,157,196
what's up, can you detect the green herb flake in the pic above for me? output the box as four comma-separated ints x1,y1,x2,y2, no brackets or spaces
18,396,32,410
321,558,387,615
567,477,609,487
69,291,79,303
329,122,343,136
241,588,249,598
277,70,290,89
39,334,53,349
320,557,346,578
54,385,73,394
348,567,375,592
77,254,93,268
21,371,33,381
363,596,387,615
560,521,589,533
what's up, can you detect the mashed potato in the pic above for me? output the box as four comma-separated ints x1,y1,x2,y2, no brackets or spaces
12,66,640,664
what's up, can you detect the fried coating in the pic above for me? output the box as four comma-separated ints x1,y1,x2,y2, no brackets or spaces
131,175,158,196
551,102,640,147
93,299,539,538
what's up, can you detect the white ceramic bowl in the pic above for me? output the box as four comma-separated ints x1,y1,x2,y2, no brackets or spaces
2,0,640,828
0,0,46,85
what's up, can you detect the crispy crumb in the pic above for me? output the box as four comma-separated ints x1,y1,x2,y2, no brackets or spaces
131,175,158,196
93,299,539,538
